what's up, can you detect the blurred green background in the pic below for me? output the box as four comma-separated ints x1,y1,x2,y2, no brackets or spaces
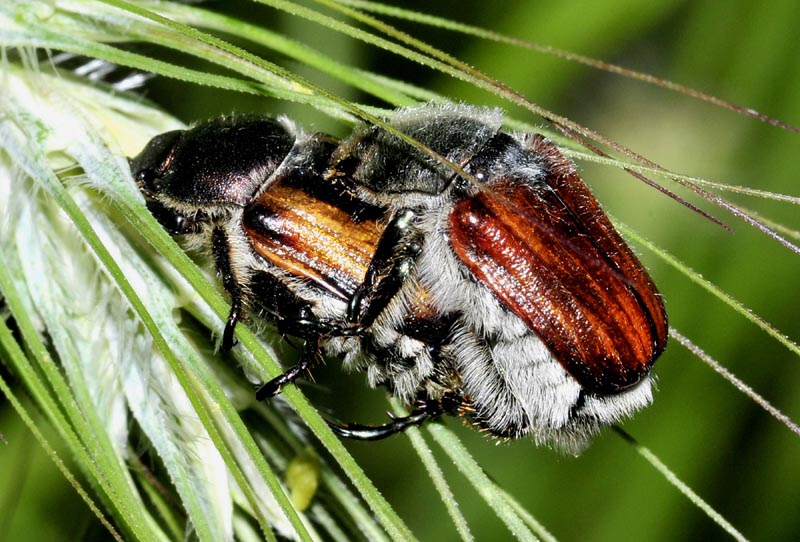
2,0,799,540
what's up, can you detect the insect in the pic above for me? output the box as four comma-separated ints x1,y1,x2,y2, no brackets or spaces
130,103,667,450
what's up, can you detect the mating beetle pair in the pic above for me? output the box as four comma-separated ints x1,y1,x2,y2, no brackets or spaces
130,103,667,450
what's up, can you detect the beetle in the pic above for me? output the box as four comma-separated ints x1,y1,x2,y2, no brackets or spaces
130,102,667,451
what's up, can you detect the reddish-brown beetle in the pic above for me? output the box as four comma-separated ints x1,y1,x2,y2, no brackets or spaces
130,103,667,450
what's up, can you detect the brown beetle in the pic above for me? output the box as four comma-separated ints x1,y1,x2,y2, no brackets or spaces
130,103,667,450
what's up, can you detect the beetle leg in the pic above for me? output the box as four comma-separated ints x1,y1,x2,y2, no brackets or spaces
325,397,449,440
256,334,321,399
222,305,242,353
248,272,362,398
211,228,247,352
346,208,423,328
248,272,358,338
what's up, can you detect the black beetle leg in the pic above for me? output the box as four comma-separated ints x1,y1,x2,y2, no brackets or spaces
212,227,246,352
239,272,359,400
346,208,422,328
323,208,445,439
326,398,446,441
222,302,243,353
256,334,321,400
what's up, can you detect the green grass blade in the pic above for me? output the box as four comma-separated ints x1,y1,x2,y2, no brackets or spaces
427,424,542,542
614,428,749,542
